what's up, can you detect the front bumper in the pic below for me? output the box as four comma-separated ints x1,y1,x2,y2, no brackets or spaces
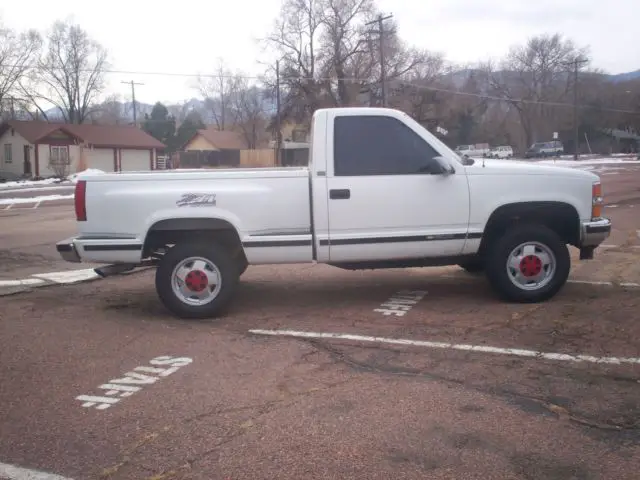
580,217,612,248
56,237,82,263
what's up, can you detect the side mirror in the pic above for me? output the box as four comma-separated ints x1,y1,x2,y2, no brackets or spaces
433,156,455,174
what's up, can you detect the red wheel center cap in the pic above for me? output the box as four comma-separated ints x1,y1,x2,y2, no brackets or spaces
185,270,209,292
519,255,542,277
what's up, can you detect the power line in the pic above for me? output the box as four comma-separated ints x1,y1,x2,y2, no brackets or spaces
2,65,639,114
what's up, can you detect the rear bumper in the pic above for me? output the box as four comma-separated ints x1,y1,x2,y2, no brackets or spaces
56,237,82,263
56,236,143,264
580,217,612,248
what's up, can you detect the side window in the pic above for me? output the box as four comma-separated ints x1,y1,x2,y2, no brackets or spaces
334,115,441,176
3,144,12,163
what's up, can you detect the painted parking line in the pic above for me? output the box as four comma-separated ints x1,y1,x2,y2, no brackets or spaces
76,356,193,411
249,329,640,366
31,269,100,284
0,278,47,288
0,462,72,480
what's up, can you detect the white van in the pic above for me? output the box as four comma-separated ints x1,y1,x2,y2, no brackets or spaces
455,144,491,157
487,146,514,159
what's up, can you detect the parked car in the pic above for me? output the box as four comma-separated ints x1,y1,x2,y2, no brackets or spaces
525,141,564,158
455,144,491,158
487,146,514,159
57,107,611,319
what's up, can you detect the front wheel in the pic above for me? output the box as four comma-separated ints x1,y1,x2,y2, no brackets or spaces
485,224,570,303
155,242,239,319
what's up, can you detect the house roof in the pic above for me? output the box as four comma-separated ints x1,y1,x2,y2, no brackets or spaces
185,127,248,150
0,120,165,149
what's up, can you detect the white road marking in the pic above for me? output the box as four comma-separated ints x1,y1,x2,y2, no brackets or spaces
31,201,41,210
249,329,640,365
31,269,99,284
0,278,46,287
374,290,427,317
76,356,193,410
4,203,13,210
0,462,72,480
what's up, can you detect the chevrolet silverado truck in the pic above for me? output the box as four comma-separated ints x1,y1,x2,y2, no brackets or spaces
56,107,611,319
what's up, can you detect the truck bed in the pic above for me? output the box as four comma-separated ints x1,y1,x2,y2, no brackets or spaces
77,167,313,264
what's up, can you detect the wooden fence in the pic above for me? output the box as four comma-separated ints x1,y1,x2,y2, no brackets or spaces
175,147,309,169
239,149,276,167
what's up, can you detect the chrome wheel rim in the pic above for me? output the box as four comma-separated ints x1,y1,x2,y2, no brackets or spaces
171,256,222,306
506,241,556,291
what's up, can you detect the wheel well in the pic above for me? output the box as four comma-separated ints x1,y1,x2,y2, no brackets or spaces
143,218,245,260
479,202,581,256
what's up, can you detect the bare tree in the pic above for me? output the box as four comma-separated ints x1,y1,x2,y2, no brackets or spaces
265,0,326,117
264,0,443,121
196,59,238,130
488,34,587,149
0,21,42,117
19,20,108,124
318,0,373,106
230,77,269,149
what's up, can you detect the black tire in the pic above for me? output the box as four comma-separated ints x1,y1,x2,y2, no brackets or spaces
155,242,239,319
458,258,485,274
237,257,249,276
485,224,570,303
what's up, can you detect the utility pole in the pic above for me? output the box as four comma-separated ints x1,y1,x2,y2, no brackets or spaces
121,80,144,126
275,60,282,166
366,13,393,107
563,57,588,160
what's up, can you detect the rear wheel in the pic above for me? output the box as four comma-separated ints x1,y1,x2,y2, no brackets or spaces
485,224,570,303
155,242,239,319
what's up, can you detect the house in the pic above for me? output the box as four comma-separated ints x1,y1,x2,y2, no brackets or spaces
265,119,311,166
182,127,248,151
180,127,249,169
0,120,165,178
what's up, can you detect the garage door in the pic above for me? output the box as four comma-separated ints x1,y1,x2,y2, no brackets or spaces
120,149,151,172
88,148,115,172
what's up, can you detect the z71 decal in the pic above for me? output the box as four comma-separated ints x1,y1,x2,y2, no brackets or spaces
176,193,217,207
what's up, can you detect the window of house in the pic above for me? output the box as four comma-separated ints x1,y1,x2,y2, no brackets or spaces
333,116,441,176
291,129,307,143
3,144,12,163
50,146,70,165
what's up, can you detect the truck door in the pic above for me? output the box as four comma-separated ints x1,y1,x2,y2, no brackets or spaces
323,112,472,263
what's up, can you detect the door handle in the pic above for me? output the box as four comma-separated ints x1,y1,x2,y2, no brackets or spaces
329,189,350,200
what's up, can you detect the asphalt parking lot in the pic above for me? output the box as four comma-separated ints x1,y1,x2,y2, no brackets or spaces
1,165,640,479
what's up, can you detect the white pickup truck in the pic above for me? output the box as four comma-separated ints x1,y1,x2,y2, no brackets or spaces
56,107,611,319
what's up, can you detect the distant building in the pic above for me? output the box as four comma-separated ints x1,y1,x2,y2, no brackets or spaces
0,120,165,177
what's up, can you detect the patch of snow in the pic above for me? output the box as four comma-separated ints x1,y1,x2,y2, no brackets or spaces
0,185,74,195
0,177,62,189
0,194,74,205
538,158,640,166
68,168,106,184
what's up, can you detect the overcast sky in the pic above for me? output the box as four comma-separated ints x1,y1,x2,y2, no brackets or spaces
2,0,639,105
